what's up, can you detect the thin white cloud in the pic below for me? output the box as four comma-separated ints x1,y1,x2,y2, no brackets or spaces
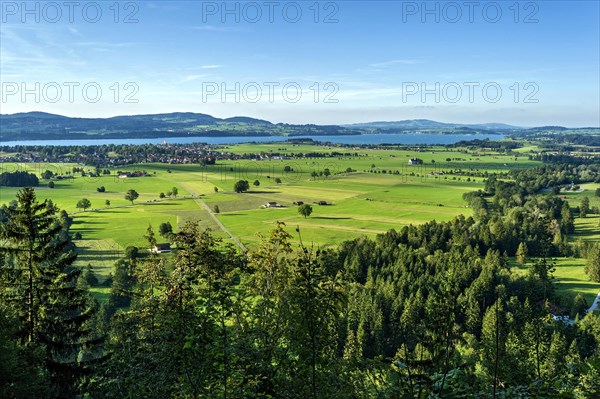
201,65,222,69
68,27,83,37
180,74,209,83
368,59,422,68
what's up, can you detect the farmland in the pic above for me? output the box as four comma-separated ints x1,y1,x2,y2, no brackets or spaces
0,143,536,249
1,141,599,304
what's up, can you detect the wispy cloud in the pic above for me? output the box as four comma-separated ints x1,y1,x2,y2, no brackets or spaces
368,59,422,68
180,74,209,83
201,64,222,69
68,27,83,37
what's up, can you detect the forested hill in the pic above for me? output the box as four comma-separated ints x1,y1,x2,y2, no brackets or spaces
0,112,359,141
0,112,546,141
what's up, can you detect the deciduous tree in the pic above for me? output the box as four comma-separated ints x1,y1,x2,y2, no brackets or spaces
125,189,139,204
77,198,91,212
234,180,250,193
298,203,313,218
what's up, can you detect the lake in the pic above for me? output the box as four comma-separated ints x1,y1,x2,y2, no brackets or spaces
0,133,504,147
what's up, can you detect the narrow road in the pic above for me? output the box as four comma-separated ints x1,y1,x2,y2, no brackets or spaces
72,190,246,252
178,183,246,252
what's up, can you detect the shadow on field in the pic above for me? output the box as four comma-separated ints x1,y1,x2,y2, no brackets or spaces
72,228,103,234
71,220,107,225
313,216,352,220
555,279,600,289
221,213,247,216
247,191,282,194
77,249,121,257
573,225,600,236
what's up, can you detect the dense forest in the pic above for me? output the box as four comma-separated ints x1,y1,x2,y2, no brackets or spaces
1,162,600,398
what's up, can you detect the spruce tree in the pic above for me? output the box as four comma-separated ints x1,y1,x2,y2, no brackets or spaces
0,187,100,396
580,196,590,218
516,242,528,265
560,201,575,234
585,244,600,282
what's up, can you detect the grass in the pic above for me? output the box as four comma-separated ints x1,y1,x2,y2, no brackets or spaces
90,287,111,304
2,144,597,307
513,257,600,306
202,175,480,248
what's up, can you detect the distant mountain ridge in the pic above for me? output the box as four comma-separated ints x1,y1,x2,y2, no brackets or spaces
344,119,522,130
0,112,582,142
0,112,356,141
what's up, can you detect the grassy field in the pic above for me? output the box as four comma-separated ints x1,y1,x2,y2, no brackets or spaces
202,175,480,247
2,143,599,306
514,257,600,306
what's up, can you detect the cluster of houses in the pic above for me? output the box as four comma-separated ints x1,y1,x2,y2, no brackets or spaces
0,143,236,167
117,170,149,178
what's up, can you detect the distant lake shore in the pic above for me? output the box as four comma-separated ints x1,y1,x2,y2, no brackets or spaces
0,133,505,147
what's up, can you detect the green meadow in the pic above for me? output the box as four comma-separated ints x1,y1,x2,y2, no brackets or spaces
0,147,507,249
2,142,599,306
514,258,600,306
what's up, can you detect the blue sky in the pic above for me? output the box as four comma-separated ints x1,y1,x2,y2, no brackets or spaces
1,0,599,126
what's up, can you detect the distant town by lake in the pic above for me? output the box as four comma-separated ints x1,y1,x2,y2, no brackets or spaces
0,133,505,147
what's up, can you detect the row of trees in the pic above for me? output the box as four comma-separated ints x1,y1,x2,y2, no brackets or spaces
75,190,140,211
77,186,184,211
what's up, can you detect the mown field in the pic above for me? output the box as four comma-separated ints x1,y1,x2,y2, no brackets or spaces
1,142,599,305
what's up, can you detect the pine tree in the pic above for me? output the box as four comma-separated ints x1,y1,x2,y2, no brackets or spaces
585,244,600,282
0,187,100,396
516,242,528,265
284,240,345,399
561,201,575,234
580,196,590,218
0,305,51,397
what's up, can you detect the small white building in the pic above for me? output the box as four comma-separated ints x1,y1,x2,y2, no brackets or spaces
262,201,282,208
151,243,172,253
